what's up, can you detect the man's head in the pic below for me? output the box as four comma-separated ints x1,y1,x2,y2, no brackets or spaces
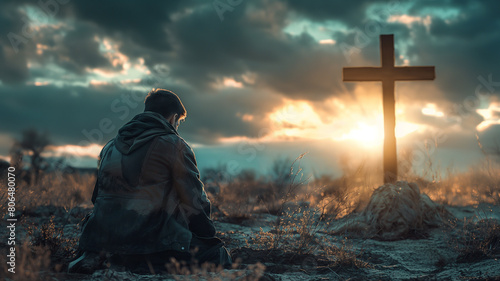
144,88,187,130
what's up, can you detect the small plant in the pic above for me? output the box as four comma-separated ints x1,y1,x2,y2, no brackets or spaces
323,237,370,269
453,217,500,263
251,207,325,255
27,214,79,270
250,153,323,254
269,153,311,248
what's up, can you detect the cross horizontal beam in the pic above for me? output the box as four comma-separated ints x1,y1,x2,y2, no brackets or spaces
343,66,435,82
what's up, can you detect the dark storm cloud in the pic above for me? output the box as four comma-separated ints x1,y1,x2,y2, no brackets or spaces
1,0,499,153
0,0,192,85
0,1,34,84
404,1,500,105
179,88,283,144
405,29,500,105
0,84,141,146
166,1,290,90
0,43,31,84
50,0,392,101
40,23,112,74
57,0,189,52
412,0,500,40
166,1,351,101
285,0,380,26
327,21,413,74
0,2,115,83
0,82,280,151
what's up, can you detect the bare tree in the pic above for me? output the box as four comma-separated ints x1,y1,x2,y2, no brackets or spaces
12,128,51,185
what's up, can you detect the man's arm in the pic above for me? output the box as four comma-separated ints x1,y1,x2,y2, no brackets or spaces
91,139,114,204
171,140,216,238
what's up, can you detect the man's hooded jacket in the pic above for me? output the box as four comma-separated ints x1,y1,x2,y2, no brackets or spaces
79,111,215,254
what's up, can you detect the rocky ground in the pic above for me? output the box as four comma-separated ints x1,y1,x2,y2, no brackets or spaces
1,203,499,281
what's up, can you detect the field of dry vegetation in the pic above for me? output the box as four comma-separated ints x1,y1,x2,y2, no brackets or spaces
0,153,499,280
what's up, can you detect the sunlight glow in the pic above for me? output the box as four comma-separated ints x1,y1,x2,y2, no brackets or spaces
388,15,432,27
422,103,445,117
89,80,110,86
264,99,421,147
476,102,500,131
269,101,322,130
120,78,141,84
319,39,336,45
44,143,103,158
337,122,383,147
223,78,243,88
86,67,117,78
212,77,244,89
335,120,420,148
34,81,50,86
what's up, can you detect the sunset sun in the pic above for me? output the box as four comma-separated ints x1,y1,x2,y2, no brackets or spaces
268,100,420,148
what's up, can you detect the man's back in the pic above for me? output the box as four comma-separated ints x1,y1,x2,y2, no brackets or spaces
79,111,215,255
69,89,231,274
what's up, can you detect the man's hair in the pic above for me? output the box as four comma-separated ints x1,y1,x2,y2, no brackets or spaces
144,88,187,120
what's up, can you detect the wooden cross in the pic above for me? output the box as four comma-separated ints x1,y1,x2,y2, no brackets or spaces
343,34,435,183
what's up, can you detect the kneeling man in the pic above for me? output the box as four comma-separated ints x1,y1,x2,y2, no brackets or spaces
69,89,232,273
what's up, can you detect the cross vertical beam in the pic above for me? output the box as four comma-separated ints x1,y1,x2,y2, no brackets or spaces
381,35,397,183
382,77,397,183
342,34,435,184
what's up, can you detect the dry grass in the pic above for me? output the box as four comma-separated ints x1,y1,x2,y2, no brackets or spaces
397,140,500,206
204,167,269,220
241,154,372,272
27,215,79,268
0,171,94,279
451,210,500,263
421,159,500,206
0,171,95,216
323,237,370,269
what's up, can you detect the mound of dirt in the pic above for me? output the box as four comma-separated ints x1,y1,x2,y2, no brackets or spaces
333,181,452,240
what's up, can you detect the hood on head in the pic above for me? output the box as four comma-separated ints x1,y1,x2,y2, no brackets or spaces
114,111,178,155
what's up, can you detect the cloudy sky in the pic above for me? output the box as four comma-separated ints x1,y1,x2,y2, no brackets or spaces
1,0,499,179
